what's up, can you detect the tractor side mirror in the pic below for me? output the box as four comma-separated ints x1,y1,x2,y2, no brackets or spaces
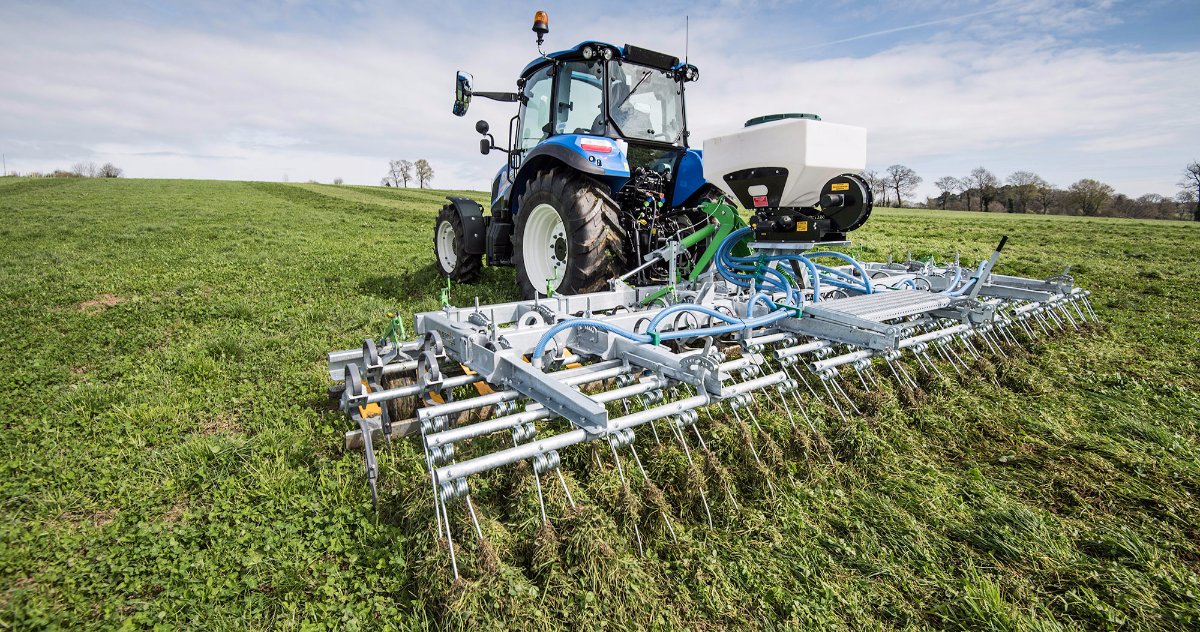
452,71,473,117
479,138,491,155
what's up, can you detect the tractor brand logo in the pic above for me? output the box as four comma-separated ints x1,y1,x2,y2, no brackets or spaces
752,195,768,207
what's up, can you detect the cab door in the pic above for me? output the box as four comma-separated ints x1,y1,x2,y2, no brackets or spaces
512,65,555,171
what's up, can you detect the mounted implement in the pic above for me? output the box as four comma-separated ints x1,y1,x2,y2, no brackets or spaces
328,11,1096,579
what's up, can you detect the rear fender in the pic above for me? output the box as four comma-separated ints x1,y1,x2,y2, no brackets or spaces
445,197,486,255
509,135,630,217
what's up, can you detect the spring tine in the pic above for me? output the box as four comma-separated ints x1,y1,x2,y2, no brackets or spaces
630,443,677,543
671,422,713,528
609,441,628,482
647,417,662,445
745,403,764,433
532,461,549,524
422,430,444,538
1060,304,1079,329
896,360,919,390
356,416,381,510
1032,311,1050,335
464,494,484,541
831,377,861,416
913,349,931,373
555,468,576,509
1083,296,1098,320
820,378,848,422
926,351,946,379
962,337,981,360
948,342,969,369
775,386,797,430
692,424,741,511
609,443,645,555
986,331,1007,357
795,366,821,400
855,366,871,391
440,495,460,580
1071,300,1088,324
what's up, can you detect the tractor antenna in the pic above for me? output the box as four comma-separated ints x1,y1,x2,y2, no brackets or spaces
685,16,690,64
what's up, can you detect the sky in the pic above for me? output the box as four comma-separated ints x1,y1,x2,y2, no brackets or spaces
2,0,1198,201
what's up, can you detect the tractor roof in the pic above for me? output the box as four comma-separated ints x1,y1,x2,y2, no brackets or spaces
519,41,685,79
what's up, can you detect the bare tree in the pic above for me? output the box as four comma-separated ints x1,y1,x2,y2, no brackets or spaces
70,162,87,177
885,165,922,208
1005,171,1047,213
1131,193,1168,220
1033,181,1057,214
1180,160,1200,221
333,177,344,185
1175,190,1197,220
952,177,972,211
862,169,888,207
415,159,434,189
1067,179,1114,216
934,176,957,210
397,160,414,187
969,167,999,212
381,177,392,187
98,163,123,178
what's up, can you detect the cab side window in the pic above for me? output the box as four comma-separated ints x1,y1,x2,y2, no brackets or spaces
554,61,605,136
517,66,554,154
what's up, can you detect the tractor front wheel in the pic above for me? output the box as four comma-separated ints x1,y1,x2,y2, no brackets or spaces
514,168,626,299
433,204,481,282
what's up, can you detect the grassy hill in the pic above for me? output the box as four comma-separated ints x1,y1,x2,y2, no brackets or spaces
1,177,1198,629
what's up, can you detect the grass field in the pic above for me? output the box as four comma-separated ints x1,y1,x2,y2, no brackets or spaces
1,176,1199,630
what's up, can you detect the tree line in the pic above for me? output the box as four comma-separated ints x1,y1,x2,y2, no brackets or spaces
381,159,434,188
862,161,1200,221
4,161,124,179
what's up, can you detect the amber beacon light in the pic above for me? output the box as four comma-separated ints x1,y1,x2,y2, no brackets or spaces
532,11,549,44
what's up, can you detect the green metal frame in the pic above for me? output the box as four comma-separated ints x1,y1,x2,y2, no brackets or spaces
640,200,749,304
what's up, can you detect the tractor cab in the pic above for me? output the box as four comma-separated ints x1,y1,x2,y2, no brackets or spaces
455,39,700,210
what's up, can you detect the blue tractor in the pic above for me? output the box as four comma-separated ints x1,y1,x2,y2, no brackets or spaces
436,10,872,299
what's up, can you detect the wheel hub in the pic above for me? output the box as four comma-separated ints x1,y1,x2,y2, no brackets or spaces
523,203,568,292
436,220,458,272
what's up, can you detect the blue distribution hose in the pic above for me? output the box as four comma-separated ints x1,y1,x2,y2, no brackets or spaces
804,251,873,294
531,226,878,364
948,261,988,296
939,266,963,294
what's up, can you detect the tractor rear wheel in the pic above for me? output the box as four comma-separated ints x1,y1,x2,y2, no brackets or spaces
433,204,481,282
514,168,626,299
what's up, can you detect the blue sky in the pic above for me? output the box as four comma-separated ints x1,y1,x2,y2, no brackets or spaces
2,0,1198,201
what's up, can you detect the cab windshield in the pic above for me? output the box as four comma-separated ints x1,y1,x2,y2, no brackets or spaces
607,59,684,145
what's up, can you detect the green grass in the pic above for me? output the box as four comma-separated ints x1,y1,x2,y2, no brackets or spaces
1,176,1198,630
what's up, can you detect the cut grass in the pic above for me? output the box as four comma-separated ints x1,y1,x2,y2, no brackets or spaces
1,177,1198,629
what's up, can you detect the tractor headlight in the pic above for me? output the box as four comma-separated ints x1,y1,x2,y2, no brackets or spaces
600,47,613,61
581,45,595,60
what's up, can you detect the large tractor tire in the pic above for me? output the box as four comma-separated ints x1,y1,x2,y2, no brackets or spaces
433,204,481,282
514,168,627,299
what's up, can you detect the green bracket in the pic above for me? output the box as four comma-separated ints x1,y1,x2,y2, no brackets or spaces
380,312,408,346
439,277,452,309
689,199,750,283
545,266,559,298
638,199,751,306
